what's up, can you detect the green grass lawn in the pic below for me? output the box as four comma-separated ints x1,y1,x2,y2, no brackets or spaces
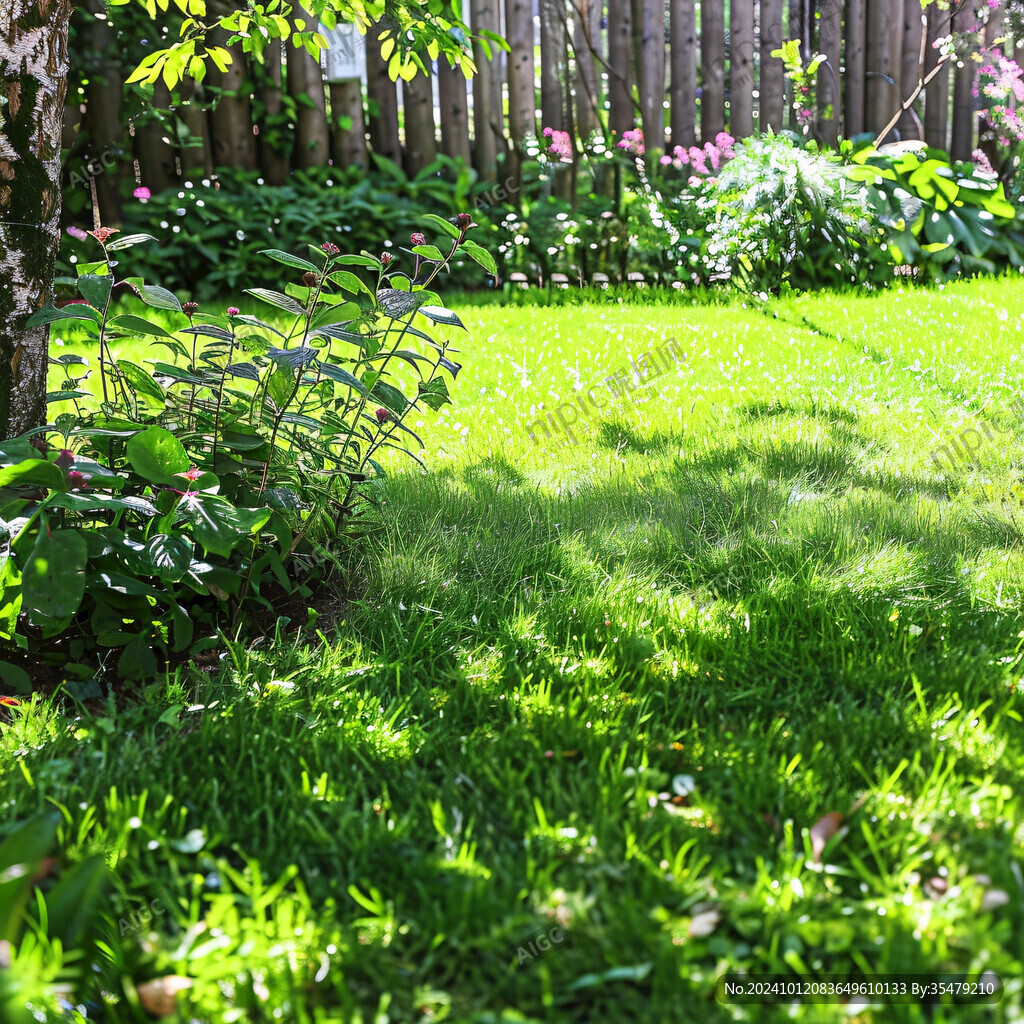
6,276,1024,1021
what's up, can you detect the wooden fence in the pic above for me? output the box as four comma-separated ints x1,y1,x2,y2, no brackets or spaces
68,0,999,220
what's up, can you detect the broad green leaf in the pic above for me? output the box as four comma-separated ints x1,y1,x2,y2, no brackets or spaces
118,360,166,402
411,244,446,261
420,213,461,239
107,314,172,339
372,381,408,415
182,498,271,557
25,304,100,327
418,305,465,328
23,528,87,629
245,287,306,315
0,459,65,492
417,377,452,411
458,239,497,275
258,248,321,274
126,426,190,483
77,274,112,310
105,233,157,251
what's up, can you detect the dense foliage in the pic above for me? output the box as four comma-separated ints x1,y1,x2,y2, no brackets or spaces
1,216,493,683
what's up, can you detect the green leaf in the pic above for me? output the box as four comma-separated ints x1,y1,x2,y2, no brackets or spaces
328,269,371,295
182,498,272,558
136,282,182,312
372,381,408,415
418,305,465,328
458,239,497,275
45,854,109,947
23,528,87,630
77,274,112,310
117,360,166,402
318,361,370,395
267,360,296,410
107,314,173,339
126,426,190,483
420,213,461,239
411,244,446,261
0,459,65,492
105,233,157,251
335,254,383,270
0,813,60,943
25,304,100,327
245,287,306,315
258,248,321,274
118,633,160,680
417,377,452,411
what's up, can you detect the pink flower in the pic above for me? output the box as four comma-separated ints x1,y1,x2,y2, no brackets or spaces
375,407,393,424
542,127,573,162
177,465,203,482
87,227,118,244
659,155,672,165
410,232,427,246
617,128,645,155
67,470,91,491
226,306,240,316
134,186,151,200
321,241,340,254
66,226,88,240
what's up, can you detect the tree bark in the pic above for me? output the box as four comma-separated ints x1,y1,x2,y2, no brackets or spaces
177,76,214,179
572,0,600,139
729,0,754,139
897,0,924,140
136,81,178,194
818,0,842,144
950,1,973,159
700,0,725,142
540,0,568,132
865,0,895,138
669,0,697,148
286,24,330,169
0,0,73,440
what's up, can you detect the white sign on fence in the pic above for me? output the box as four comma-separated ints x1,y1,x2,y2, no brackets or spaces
320,22,366,82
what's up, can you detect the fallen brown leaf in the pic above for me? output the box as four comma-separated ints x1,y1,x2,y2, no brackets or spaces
810,812,843,863
137,976,193,1017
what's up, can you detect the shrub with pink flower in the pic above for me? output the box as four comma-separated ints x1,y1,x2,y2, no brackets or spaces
542,127,574,163
661,133,735,182
973,45,1024,145
616,128,645,156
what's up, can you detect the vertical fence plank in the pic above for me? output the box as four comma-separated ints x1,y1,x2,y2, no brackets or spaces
471,0,501,177
897,0,924,139
730,0,755,138
607,0,634,137
506,0,537,179
701,0,725,141
923,4,948,150
439,60,472,166
670,0,697,147
950,2,973,159
540,0,569,131
573,0,601,137
844,0,865,136
637,0,668,151
403,67,438,174
760,0,784,132
818,0,842,143
865,0,894,138
367,39,402,164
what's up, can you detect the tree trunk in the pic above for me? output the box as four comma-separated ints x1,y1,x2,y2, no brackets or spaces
471,0,501,176
669,0,697,148
438,59,471,165
329,79,367,169
729,0,754,139
0,0,73,441
367,37,402,163
923,3,948,150
845,0,866,137
208,38,257,170
635,0,667,153
700,0,725,142
403,67,437,174
84,0,121,223
607,0,634,138
257,40,290,185
759,0,784,132
818,0,842,144
286,25,330,169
